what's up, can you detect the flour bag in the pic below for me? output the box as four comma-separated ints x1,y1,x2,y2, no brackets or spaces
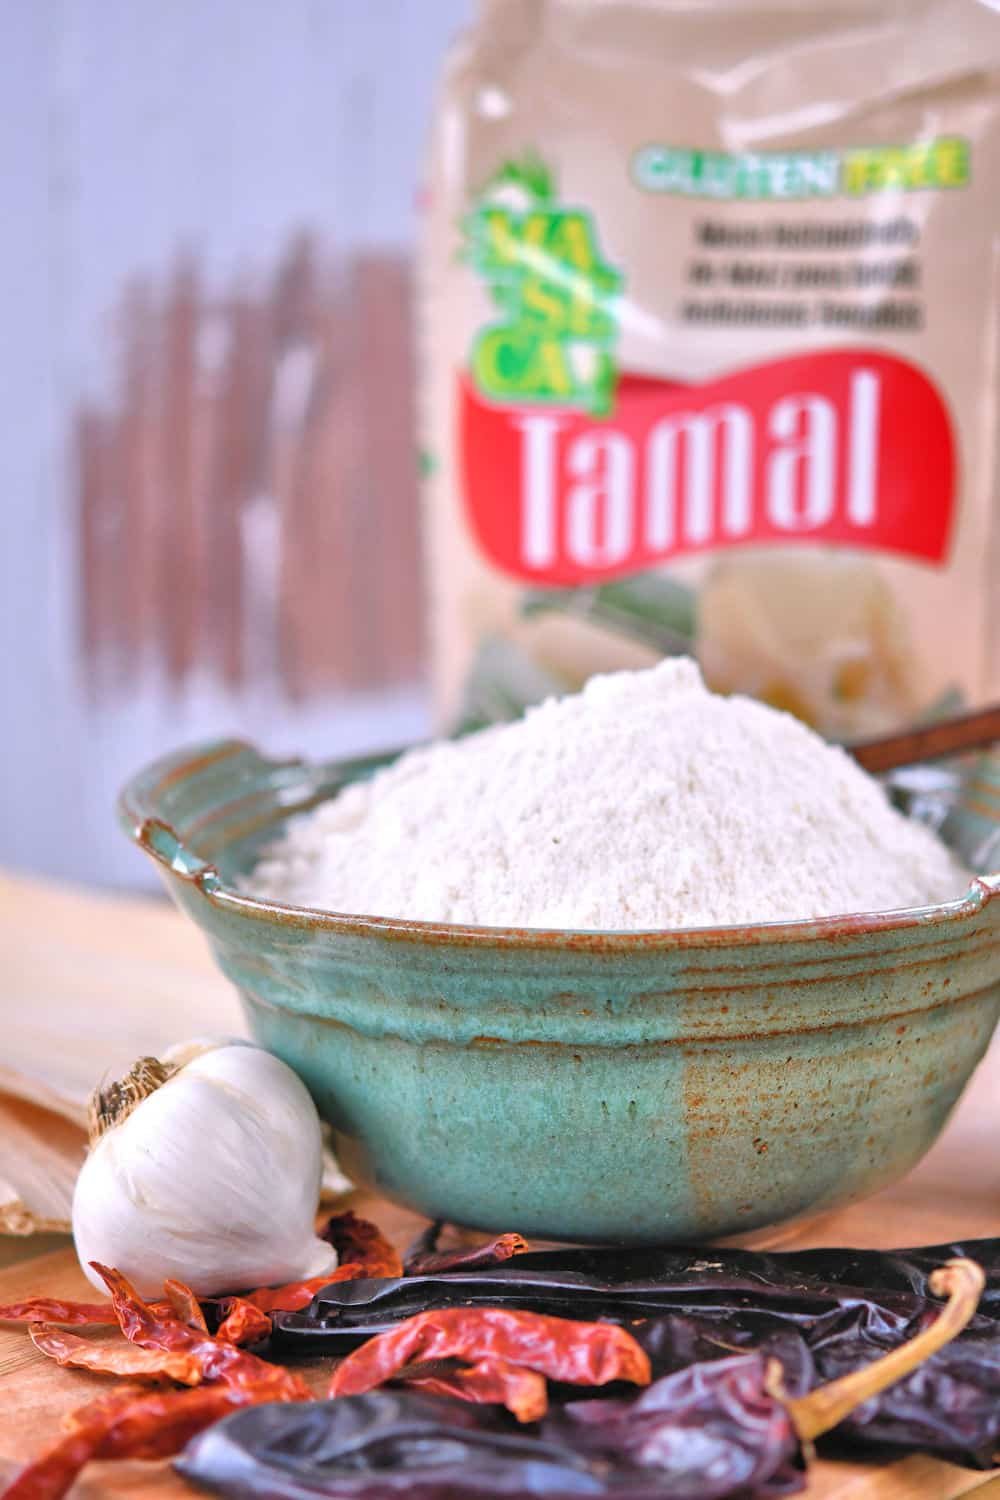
419,0,1000,739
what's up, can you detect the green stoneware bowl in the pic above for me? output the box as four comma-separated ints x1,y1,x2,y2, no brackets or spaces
120,739,1000,1245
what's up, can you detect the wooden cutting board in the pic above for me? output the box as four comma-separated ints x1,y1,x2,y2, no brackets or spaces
0,1183,997,1500
3,873,1000,1497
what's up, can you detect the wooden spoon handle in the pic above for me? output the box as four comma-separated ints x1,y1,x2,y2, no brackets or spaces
851,706,1000,775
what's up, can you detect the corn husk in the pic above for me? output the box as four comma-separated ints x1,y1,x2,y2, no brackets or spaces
0,1095,83,1234
1,872,349,1233
521,573,697,657
1,872,245,1126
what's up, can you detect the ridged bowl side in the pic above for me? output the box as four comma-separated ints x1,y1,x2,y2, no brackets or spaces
120,739,1000,1243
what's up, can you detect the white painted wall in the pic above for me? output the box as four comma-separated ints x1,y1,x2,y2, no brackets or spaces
0,0,472,888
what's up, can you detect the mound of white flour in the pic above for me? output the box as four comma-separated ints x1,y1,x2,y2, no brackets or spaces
248,659,969,929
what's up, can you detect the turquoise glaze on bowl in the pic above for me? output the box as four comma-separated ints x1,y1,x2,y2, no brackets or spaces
120,739,1000,1245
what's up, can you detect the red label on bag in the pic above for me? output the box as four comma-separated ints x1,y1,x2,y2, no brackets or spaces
460,350,956,585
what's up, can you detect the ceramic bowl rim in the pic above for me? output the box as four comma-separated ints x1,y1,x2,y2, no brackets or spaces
119,737,1000,954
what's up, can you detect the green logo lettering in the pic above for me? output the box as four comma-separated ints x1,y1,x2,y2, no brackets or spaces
464,154,622,416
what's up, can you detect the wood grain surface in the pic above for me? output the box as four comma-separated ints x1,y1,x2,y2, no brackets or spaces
0,1188,993,1500
3,872,1000,1495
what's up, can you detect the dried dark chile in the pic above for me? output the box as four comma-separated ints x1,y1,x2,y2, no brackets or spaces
270,1247,930,1351
632,1313,815,1395
271,1238,1000,1466
548,1353,805,1500
805,1315,1000,1465
178,1390,676,1500
177,1264,982,1500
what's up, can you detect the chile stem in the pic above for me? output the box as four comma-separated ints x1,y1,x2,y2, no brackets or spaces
786,1257,985,1443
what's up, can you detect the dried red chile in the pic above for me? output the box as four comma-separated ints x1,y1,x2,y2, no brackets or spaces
0,1214,399,1500
5,1385,294,1500
328,1305,651,1416
404,1222,531,1276
95,1264,311,1400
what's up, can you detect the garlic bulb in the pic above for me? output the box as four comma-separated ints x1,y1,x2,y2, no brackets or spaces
72,1040,337,1298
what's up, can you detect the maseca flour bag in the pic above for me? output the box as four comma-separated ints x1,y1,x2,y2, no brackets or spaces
419,0,1000,739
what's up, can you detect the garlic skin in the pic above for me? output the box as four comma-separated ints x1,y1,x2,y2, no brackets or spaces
72,1042,337,1298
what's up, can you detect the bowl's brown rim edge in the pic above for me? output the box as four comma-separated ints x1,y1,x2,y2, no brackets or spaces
119,737,1000,954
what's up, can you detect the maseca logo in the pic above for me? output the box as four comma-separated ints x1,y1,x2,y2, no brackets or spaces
461,153,956,586
460,350,956,586
463,152,622,417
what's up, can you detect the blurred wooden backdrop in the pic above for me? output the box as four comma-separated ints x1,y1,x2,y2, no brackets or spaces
77,241,421,700
0,0,470,888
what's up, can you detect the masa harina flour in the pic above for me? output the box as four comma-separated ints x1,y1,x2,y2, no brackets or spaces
248,659,968,930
